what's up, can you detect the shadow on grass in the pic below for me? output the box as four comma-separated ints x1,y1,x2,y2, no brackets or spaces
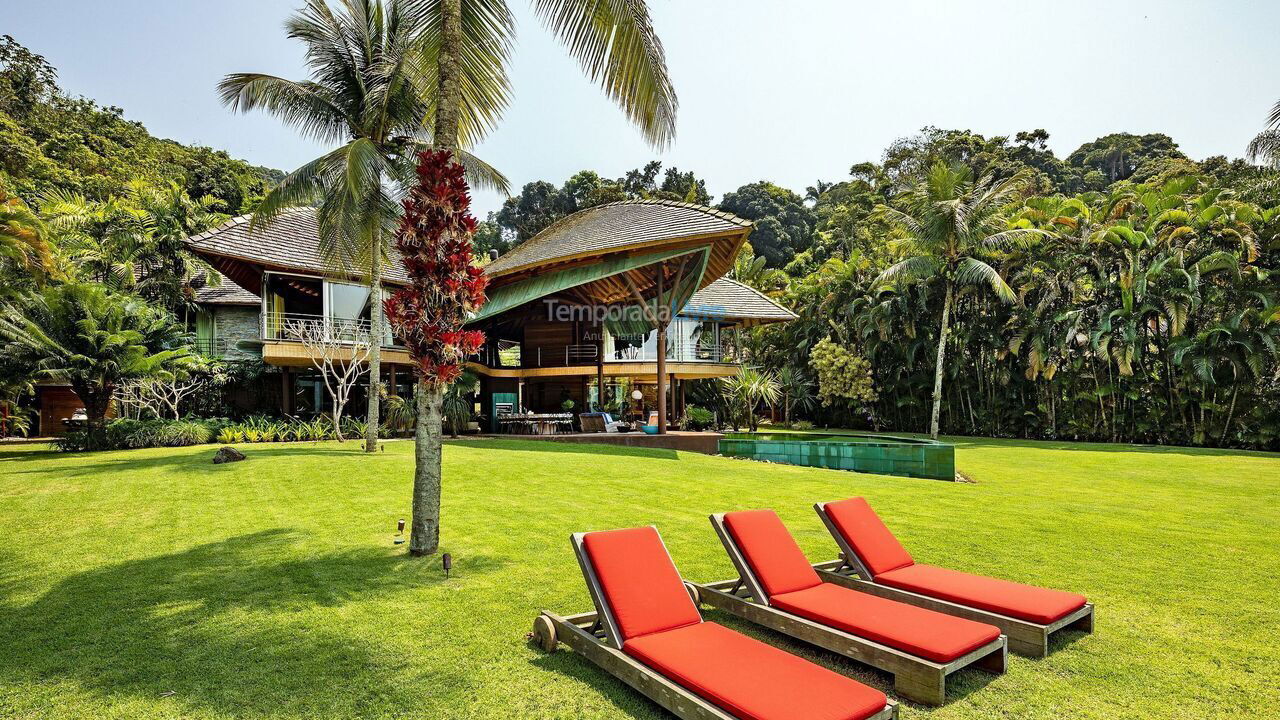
448,438,680,460
529,649,654,720
0,443,385,475
528,606,999,715
0,529,502,715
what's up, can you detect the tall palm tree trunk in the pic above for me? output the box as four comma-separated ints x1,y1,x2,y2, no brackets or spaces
410,383,444,555
408,0,463,557
1221,368,1239,446
365,232,382,452
929,281,953,440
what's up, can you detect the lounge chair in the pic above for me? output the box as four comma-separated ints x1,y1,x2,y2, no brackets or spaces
813,498,1094,658
692,510,1005,705
533,526,897,720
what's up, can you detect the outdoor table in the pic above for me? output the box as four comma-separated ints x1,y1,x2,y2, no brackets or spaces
496,413,574,435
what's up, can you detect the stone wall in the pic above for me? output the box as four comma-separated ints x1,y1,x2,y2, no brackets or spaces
214,306,262,360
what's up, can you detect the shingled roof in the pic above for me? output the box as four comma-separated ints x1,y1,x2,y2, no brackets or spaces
186,208,409,284
485,199,752,279
682,277,797,326
193,273,260,306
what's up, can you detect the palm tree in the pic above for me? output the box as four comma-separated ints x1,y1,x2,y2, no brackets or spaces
38,183,226,314
720,367,780,431
0,284,195,444
402,0,677,557
426,0,677,153
876,162,1041,439
775,366,814,427
0,185,55,298
218,0,507,454
442,369,478,438
1247,97,1280,168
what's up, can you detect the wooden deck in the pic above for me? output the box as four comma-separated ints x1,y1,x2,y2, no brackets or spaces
481,431,724,455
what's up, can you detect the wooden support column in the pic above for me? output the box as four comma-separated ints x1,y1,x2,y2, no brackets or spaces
655,263,668,434
281,369,292,416
596,320,605,411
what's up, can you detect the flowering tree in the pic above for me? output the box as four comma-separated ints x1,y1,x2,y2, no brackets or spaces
384,150,487,556
287,317,372,442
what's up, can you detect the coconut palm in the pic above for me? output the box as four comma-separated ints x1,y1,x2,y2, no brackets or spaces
403,0,677,557
875,162,1042,439
426,0,677,153
219,0,508,454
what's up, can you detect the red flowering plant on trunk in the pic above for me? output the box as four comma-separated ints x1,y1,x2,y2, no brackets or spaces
384,150,488,389
386,149,488,556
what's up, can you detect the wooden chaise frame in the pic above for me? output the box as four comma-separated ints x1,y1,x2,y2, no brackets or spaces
812,502,1095,658
690,514,1006,706
532,530,898,720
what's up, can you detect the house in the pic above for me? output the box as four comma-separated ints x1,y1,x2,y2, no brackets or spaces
32,200,795,435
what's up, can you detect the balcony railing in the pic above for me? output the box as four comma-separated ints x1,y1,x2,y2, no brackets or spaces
262,312,400,348
192,338,229,356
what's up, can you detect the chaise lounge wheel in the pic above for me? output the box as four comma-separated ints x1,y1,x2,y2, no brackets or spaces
684,580,701,606
533,614,558,652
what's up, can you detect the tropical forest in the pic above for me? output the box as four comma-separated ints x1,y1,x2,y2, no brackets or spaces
4,30,1280,449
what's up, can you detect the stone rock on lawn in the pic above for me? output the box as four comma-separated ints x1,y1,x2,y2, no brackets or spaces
212,446,246,464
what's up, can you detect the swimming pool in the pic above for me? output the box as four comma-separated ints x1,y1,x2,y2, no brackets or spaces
718,432,955,480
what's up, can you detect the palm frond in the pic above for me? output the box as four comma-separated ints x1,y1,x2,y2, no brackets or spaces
532,0,678,148
955,257,1016,304
217,73,351,144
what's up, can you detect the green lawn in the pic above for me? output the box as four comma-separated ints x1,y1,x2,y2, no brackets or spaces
1,436,1276,719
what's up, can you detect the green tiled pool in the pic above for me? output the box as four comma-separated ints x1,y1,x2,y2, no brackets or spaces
718,432,955,480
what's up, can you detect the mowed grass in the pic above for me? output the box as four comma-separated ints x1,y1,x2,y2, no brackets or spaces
1,435,1277,719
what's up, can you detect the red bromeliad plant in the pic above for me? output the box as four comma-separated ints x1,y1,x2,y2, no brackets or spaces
385,150,488,386
384,149,487,555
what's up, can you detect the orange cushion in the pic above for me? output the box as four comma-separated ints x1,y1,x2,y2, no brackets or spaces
823,498,914,576
876,563,1088,625
723,510,822,597
624,621,888,720
582,527,701,641
771,583,1001,663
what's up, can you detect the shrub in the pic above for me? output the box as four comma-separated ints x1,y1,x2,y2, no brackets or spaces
792,420,815,431
217,427,245,444
56,418,216,452
340,417,368,440
809,337,877,408
155,421,213,446
685,405,715,431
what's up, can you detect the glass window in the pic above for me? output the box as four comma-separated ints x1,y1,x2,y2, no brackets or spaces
325,281,393,345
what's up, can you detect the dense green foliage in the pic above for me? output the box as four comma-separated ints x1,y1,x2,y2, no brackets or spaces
0,283,196,438
2,436,1276,718
0,35,281,209
500,127,1280,448
752,131,1280,448
477,161,711,255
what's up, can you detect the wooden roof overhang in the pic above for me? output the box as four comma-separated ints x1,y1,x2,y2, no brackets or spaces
474,201,752,330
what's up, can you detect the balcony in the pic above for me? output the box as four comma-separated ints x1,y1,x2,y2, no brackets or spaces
262,312,400,348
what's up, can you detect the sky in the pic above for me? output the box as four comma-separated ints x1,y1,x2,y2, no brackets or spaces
7,1,1280,216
